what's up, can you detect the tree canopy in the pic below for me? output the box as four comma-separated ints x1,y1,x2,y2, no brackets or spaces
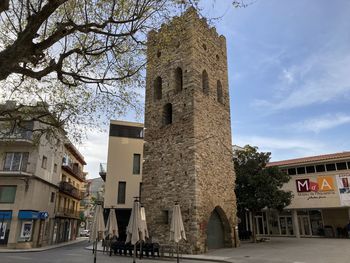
234,145,293,213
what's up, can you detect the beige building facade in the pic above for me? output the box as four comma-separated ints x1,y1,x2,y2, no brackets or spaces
243,152,350,239
0,101,86,248
103,120,143,239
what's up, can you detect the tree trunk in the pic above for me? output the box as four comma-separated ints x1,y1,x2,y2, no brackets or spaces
251,211,257,243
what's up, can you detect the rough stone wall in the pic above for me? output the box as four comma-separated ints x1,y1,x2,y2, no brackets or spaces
142,8,236,254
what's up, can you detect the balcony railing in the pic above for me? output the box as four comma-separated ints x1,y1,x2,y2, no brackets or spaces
62,163,85,181
0,130,33,143
56,207,80,218
59,181,83,200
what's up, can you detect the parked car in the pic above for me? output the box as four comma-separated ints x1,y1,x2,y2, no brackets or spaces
80,229,90,237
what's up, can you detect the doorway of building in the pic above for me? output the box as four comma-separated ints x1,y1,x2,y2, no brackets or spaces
279,216,294,235
255,215,267,235
207,210,225,249
298,215,311,236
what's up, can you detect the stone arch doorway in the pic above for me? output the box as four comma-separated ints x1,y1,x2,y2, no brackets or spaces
207,206,231,250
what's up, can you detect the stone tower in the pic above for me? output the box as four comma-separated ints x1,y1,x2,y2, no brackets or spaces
142,8,237,253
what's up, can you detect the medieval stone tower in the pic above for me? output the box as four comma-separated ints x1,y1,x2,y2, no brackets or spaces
141,8,237,253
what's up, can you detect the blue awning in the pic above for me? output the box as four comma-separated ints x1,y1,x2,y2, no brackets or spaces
0,211,12,220
18,210,39,220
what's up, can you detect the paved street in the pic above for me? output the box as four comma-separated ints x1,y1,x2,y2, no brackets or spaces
0,240,205,263
2,237,350,263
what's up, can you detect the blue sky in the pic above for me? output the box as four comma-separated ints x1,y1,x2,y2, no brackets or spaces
81,0,350,178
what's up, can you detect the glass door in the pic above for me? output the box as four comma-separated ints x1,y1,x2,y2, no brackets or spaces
298,215,311,236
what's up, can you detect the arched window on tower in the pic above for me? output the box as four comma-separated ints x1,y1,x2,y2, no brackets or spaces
174,67,183,93
217,80,223,104
202,70,209,95
163,103,172,125
154,76,162,101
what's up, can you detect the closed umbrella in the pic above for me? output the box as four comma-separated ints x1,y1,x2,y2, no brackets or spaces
105,209,118,255
90,204,105,263
126,200,142,263
170,203,186,263
139,206,149,259
106,208,119,238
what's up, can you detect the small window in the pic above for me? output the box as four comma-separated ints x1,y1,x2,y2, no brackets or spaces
54,163,57,173
297,167,306,174
162,210,169,224
175,67,183,92
202,44,207,50
0,186,17,203
153,76,162,101
3,152,29,171
163,103,172,125
117,182,126,204
288,168,296,175
50,192,55,203
216,54,220,60
336,162,347,170
157,50,161,58
217,80,223,104
306,166,315,173
202,70,209,95
42,156,47,169
326,163,336,171
316,164,325,173
133,154,141,175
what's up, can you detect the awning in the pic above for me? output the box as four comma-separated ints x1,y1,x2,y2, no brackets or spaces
0,211,12,220
18,210,39,220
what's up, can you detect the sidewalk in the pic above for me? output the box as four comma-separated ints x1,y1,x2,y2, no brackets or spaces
86,237,350,263
85,242,231,262
0,237,87,253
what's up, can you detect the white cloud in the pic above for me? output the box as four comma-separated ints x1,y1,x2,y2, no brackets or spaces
253,52,350,111
233,134,329,161
291,113,350,133
77,128,109,179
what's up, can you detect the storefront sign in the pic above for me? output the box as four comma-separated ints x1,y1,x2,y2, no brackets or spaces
296,176,334,193
0,211,12,219
336,174,350,206
18,210,39,220
39,212,49,219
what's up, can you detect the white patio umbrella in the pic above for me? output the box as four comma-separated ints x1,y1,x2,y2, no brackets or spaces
139,206,149,259
106,209,119,238
90,204,105,263
170,203,186,263
126,200,142,263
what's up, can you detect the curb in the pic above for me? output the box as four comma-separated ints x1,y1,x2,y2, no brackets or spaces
0,238,87,253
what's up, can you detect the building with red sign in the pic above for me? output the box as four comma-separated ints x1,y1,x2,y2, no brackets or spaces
241,151,350,239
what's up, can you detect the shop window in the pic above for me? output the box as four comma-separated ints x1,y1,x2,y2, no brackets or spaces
175,67,183,93
217,80,223,104
163,103,172,125
133,154,141,174
3,152,29,171
202,70,209,95
288,168,296,175
297,167,306,174
306,166,315,173
325,163,336,171
0,186,16,203
19,221,33,241
336,162,347,170
153,76,162,101
316,164,325,173
117,182,126,204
